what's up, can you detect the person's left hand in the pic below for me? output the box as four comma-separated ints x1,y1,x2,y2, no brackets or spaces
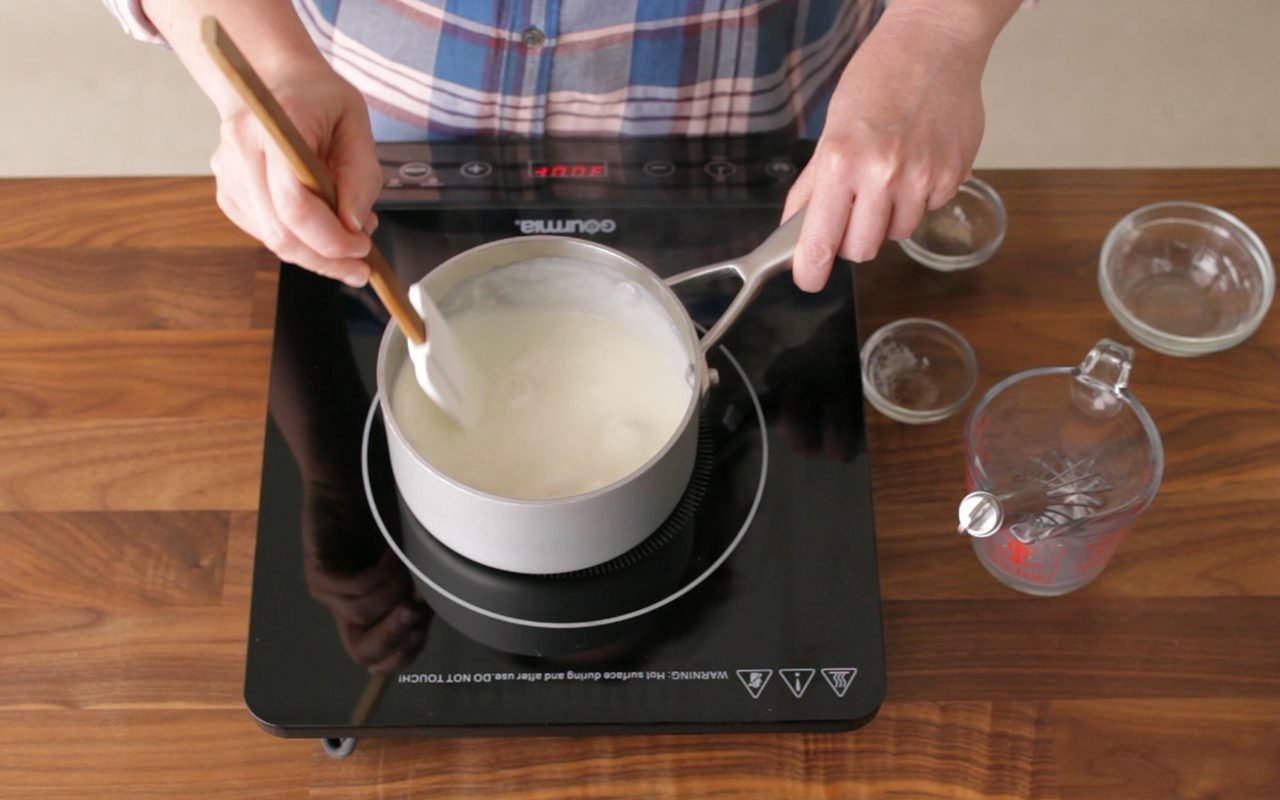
784,2,1012,291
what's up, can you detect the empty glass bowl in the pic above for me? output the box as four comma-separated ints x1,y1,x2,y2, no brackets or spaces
899,177,1007,271
860,318,978,424
1099,202,1274,356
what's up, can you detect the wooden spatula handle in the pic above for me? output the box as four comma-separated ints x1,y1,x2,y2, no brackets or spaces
200,16,426,345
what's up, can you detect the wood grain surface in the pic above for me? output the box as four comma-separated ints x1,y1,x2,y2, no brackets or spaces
0,173,1276,798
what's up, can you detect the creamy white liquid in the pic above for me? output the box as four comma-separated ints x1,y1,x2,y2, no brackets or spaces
392,307,693,500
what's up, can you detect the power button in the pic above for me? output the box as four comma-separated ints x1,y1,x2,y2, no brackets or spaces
704,160,737,180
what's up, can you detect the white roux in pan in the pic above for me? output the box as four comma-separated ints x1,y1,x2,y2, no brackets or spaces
392,260,694,499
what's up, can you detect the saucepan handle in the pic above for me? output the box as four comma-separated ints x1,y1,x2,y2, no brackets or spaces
665,208,806,354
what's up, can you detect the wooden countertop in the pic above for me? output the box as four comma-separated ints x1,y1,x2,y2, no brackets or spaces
0,171,1276,798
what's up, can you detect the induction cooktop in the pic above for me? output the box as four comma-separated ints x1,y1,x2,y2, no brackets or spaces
244,137,884,758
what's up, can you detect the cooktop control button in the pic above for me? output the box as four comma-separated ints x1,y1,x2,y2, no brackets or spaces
704,160,737,180
765,160,797,179
643,160,676,178
398,161,433,179
460,161,493,179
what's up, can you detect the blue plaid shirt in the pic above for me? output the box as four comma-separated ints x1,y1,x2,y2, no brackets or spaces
107,0,884,141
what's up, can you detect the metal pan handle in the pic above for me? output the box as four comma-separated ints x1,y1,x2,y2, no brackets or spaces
665,209,806,354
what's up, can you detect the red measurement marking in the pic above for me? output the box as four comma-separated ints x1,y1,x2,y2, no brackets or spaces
1003,537,1035,565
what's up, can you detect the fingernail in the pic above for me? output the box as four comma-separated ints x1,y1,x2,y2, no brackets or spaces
364,214,380,235
343,271,368,288
343,210,362,232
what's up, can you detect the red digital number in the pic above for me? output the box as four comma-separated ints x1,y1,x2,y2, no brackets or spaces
531,162,606,178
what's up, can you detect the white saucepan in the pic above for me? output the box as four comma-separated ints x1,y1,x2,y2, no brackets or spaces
376,210,805,574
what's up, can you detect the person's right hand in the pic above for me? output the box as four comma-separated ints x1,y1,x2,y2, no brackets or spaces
211,64,383,286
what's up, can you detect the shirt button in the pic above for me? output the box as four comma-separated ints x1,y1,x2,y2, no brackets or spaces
521,26,546,47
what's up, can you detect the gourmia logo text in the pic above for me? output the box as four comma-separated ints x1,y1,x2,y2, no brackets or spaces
514,218,617,235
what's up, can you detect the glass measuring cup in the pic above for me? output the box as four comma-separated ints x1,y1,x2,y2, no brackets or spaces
958,340,1164,595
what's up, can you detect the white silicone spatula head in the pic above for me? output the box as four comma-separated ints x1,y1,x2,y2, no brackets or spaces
407,283,477,428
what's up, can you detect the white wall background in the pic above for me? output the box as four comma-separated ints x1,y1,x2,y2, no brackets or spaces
2,0,1277,176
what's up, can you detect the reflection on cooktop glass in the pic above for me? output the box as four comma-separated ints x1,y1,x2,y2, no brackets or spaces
245,137,884,746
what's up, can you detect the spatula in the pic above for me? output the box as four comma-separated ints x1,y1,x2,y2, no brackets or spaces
201,17,472,425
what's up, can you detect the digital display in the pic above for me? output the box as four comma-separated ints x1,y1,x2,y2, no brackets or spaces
528,161,608,179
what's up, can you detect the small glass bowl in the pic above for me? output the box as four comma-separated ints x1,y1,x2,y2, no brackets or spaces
1099,202,1274,356
860,318,978,424
899,177,1007,271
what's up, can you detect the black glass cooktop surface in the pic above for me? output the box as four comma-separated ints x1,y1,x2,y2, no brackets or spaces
245,137,884,740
